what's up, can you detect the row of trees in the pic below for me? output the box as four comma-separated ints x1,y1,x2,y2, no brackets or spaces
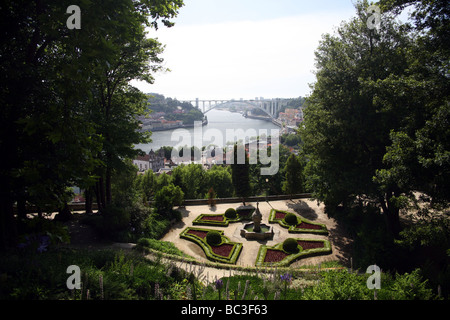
301,0,449,238
0,0,184,249
133,144,305,205
299,0,449,291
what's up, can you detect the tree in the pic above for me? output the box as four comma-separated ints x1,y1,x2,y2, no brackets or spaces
231,144,251,203
300,0,414,237
282,154,304,196
140,170,156,203
0,0,184,249
206,166,233,198
375,0,450,215
154,184,184,217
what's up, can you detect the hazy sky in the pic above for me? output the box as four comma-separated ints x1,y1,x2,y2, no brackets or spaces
132,0,358,100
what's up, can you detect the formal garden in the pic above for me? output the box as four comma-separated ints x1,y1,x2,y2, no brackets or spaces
175,203,332,267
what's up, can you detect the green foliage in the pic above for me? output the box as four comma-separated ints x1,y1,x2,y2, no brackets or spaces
299,0,417,237
269,209,328,235
0,248,189,300
284,213,298,226
136,238,190,257
224,208,237,219
143,213,171,240
0,0,185,248
153,183,184,216
231,144,251,200
302,270,372,300
103,205,131,233
386,269,435,300
146,94,203,125
206,166,233,198
179,227,242,264
282,154,304,195
282,238,299,253
172,164,208,199
281,133,302,147
255,239,332,267
206,231,222,246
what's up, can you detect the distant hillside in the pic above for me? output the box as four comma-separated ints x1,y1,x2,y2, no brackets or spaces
146,93,204,125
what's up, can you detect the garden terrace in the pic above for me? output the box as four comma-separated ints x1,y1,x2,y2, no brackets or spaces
179,227,243,264
255,239,332,267
268,209,328,235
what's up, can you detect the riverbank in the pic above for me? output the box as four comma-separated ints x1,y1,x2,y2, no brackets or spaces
136,109,280,152
140,118,208,132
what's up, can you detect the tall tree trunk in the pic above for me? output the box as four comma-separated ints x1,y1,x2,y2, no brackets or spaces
95,177,106,213
380,191,401,239
85,187,93,214
105,164,112,206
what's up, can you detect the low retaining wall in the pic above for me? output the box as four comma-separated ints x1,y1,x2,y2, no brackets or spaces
179,193,312,206
20,193,313,213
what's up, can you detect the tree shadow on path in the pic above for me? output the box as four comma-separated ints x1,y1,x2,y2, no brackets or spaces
286,200,318,220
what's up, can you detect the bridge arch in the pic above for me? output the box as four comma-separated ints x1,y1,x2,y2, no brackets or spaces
203,100,276,119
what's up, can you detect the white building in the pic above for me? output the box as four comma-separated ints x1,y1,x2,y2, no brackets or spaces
133,154,150,172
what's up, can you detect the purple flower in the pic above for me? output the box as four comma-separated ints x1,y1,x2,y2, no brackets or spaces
280,273,292,283
215,279,223,290
37,235,50,253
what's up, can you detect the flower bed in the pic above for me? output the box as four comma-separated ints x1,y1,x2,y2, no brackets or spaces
180,227,242,264
263,249,289,263
255,238,332,267
268,209,328,235
192,210,253,227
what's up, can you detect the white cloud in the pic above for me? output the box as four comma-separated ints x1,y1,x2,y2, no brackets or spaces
132,10,354,100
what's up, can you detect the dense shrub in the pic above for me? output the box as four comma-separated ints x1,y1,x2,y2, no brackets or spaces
0,249,188,300
224,208,237,219
103,205,131,233
143,213,171,239
206,231,222,246
284,212,298,226
283,238,299,253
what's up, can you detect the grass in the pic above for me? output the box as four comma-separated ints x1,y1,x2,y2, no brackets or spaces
135,238,194,259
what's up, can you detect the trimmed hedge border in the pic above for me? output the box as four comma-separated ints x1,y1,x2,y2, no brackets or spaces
179,227,243,264
255,238,332,267
192,210,254,227
134,244,346,275
268,209,328,235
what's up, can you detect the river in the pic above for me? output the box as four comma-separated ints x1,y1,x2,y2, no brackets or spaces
135,109,280,152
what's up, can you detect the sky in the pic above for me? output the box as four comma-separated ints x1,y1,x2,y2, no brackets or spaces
131,0,358,101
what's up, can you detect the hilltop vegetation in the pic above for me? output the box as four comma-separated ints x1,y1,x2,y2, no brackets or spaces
146,93,205,125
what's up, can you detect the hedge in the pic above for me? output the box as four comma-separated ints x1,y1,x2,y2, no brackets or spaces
255,238,332,267
268,209,328,235
192,210,253,227
179,227,243,264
